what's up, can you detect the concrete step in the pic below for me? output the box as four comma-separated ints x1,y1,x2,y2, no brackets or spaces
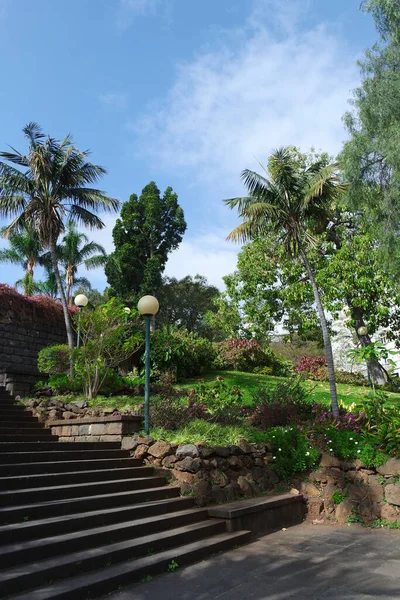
0,457,141,477
4,530,251,600
0,507,209,568
0,520,225,597
0,475,167,507
0,497,194,544
0,466,155,491
0,485,180,524
0,427,51,435
0,434,58,442
0,420,44,428
0,440,122,453
0,412,35,420
0,448,130,464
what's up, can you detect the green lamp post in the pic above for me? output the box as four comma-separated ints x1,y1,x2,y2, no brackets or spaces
74,293,88,348
137,295,159,435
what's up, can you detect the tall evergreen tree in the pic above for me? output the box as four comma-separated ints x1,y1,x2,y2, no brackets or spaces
105,181,186,299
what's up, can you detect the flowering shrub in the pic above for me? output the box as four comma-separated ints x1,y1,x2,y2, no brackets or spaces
311,403,365,433
0,284,77,323
295,356,327,377
214,338,291,374
264,426,320,480
249,377,312,428
151,328,216,381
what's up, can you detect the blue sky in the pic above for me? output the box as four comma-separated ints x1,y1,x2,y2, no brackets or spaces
0,0,377,291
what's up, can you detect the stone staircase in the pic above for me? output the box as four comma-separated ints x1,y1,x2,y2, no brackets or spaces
0,387,251,599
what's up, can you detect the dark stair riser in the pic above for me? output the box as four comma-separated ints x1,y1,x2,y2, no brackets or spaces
0,414,36,421
0,421,45,428
1,466,155,491
6,532,252,600
0,427,51,435
0,458,141,477
0,486,181,525
0,508,209,569
0,497,194,544
0,435,59,442
0,441,123,453
0,521,226,597
0,449,130,464
0,476,167,507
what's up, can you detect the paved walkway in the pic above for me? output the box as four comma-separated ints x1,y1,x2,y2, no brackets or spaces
106,524,400,600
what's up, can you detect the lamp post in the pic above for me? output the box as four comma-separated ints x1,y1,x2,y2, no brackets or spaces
124,307,131,323
357,326,368,337
74,294,88,348
137,295,159,435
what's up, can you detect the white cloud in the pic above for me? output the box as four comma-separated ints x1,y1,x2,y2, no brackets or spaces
165,232,239,290
98,92,128,110
134,1,358,194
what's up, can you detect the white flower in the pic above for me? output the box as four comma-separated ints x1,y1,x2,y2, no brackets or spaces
328,440,332,443
355,442,358,445
357,450,361,454
306,452,310,456
272,436,275,438
349,437,353,441
329,448,333,452
273,456,276,459
278,448,282,451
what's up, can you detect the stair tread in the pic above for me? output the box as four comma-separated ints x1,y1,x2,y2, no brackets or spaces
0,485,178,515
5,531,251,600
0,507,207,556
0,519,223,583
0,475,165,496
0,497,191,535
0,465,150,483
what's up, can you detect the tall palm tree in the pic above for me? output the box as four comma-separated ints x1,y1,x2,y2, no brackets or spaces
226,147,346,418
57,221,106,305
0,225,45,295
0,122,120,362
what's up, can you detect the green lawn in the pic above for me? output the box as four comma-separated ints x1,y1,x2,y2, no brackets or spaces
179,370,400,408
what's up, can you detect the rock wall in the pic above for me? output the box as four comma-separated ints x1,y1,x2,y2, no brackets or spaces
295,454,400,525
0,287,68,394
121,436,400,523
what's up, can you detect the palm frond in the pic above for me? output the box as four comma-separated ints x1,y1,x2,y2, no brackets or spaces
68,205,105,229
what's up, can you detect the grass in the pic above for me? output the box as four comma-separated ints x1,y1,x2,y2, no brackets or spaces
180,371,400,408
47,370,400,410
151,420,272,446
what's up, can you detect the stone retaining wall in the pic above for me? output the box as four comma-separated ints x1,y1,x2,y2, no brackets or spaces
121,435,400,522
47,415,142,442
0,287,68,395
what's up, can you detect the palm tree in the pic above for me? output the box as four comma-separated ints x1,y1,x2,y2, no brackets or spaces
225,147,346,418
0,225,45,295
56,221,106,305
0,122,120,364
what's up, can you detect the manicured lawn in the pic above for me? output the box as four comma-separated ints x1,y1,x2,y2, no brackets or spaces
179,370,400,408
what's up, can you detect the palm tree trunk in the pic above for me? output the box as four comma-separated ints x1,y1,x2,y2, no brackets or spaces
66,265,73,306
299,246,340,419
49,237,75,375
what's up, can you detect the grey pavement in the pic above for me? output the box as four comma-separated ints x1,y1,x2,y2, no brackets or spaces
105,524,400,600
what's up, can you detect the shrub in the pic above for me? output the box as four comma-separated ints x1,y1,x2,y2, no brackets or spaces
295,356,326,377
47,373,81,394
150,420,272,446
150,328,215,381
214,339,293,375
332,490,346,504
249,377,312,428
360,392,400,456
38,344,70,374
188,378,250,425
264,426,320,480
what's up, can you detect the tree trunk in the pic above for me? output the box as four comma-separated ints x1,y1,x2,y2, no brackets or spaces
66,264,73,306
49,238,75,375
299,247,340,419
351,311,388,385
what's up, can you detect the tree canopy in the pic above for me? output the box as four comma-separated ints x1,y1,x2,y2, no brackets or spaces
105,182,186,300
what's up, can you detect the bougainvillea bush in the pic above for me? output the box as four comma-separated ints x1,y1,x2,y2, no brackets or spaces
214,338,291,374
0,284,77,324
295,355,327,377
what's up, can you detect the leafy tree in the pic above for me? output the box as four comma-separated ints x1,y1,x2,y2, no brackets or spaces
0,122,119,363
105,181,186,299
55,221,106,305
342,0,400,270
0,224,46,295
156,275,219,337
226,147,345,417
74,299,143,399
